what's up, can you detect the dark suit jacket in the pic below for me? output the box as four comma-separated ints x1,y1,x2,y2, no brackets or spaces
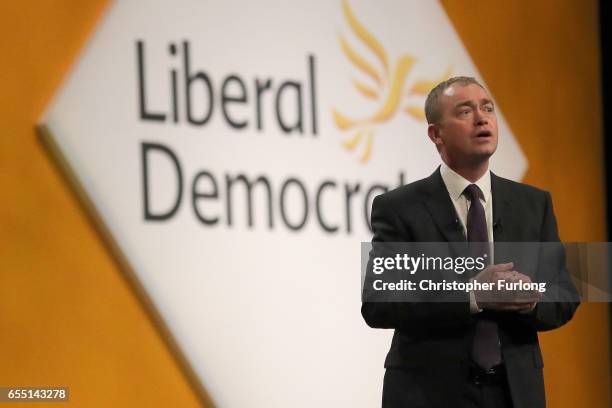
361,167,580,408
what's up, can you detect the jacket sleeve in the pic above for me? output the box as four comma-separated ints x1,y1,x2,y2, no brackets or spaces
512,191,580,331
361,194,473,334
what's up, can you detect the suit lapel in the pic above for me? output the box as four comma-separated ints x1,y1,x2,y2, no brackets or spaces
424,167,466,243
491,172,512,242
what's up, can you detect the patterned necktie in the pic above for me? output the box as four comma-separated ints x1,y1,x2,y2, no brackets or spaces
464,184,502,370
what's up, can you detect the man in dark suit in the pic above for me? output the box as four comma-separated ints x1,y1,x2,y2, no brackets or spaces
361,77,579,408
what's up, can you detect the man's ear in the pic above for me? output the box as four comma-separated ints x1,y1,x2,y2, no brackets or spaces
428,123,442,147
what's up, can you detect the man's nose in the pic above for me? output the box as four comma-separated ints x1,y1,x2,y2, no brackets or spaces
474,109,489,126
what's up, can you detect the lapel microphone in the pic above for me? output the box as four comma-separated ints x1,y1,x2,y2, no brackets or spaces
453,218,462,231
493,218,502,230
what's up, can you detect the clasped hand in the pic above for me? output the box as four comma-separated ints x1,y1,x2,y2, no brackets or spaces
473,262,542,311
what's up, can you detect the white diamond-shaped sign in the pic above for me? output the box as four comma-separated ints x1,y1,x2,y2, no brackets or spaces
40,0,526,406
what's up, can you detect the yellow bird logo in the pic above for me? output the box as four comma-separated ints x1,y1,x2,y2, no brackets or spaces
333,0,452,163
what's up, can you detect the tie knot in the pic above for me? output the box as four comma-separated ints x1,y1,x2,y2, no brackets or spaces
463,184,483,202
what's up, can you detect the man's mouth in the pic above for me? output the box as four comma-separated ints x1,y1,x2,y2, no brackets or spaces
476,130,492,138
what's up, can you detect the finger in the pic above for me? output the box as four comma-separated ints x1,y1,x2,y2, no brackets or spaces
497,271,532,284
491,262,514,271
504,305,533,311
493,271,516,281
514,296,540,303
513,289,541,300
513,272,532,282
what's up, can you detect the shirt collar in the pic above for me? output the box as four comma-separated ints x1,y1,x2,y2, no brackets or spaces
440,162,491,202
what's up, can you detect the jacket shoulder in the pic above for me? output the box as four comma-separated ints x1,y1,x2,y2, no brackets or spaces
374,175,433,208
492,174,550,201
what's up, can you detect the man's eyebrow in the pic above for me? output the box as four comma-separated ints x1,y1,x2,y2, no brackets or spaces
454,98,494,108
454,100,475,109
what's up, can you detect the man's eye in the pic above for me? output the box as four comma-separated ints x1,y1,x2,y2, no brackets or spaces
459,109,470,116
484,104,494,112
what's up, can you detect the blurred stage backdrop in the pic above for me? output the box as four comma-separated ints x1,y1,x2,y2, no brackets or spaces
0,0,609,407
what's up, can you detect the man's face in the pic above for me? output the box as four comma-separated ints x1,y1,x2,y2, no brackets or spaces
432,83,498,166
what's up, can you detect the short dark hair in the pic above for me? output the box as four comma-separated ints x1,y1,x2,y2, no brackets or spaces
424,76,485,124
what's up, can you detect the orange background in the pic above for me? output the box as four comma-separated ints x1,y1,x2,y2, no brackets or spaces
0,0,608,407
